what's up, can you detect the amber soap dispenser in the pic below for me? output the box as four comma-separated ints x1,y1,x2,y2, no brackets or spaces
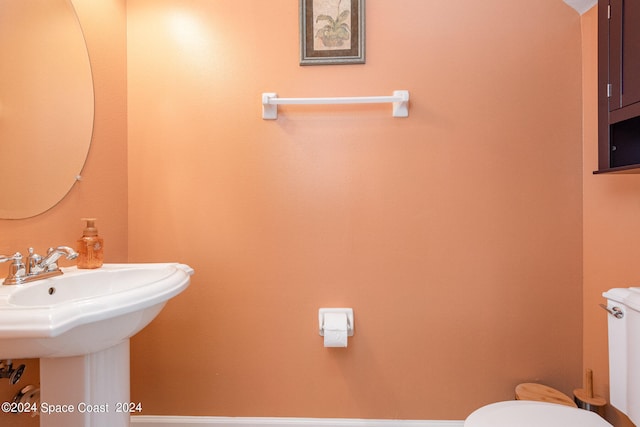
77,218,104,269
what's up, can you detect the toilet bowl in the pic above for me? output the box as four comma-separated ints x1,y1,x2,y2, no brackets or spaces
464,401,612,427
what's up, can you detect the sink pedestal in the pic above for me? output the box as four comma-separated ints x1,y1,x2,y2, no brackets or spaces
40,340,130,427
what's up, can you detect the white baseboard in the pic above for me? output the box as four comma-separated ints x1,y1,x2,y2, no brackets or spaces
130,416,465,427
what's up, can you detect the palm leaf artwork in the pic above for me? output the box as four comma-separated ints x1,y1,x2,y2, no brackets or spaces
315,1,351,48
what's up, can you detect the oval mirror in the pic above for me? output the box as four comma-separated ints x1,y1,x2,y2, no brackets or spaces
0,0,94,219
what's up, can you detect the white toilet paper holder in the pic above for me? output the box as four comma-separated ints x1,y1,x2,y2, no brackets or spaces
318,308,354,336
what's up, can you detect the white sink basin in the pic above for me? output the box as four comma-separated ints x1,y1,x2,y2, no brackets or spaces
0,263,193,358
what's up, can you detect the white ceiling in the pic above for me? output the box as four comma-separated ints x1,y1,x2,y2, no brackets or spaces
563,0,597,14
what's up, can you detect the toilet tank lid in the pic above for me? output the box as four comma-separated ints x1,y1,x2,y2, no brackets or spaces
604,287,640,312
465,401,612,427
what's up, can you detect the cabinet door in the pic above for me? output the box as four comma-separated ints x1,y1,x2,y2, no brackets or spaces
609,0,640,111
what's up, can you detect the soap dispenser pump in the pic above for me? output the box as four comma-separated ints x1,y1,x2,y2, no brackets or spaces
77,218,104,269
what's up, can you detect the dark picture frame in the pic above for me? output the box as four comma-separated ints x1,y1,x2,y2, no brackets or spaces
300,0,365,65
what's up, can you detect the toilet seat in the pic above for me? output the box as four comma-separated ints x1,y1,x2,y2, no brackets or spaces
464,401,613,427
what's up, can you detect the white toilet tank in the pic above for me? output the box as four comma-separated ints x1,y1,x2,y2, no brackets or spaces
603,287,640,426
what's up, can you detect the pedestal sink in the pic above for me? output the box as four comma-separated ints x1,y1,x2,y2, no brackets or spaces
0,263,194,427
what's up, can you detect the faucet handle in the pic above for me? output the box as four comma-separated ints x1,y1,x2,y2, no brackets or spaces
0,252,22,264
0,253,26,285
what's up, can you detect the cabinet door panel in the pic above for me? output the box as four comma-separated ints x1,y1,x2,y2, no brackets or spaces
609,0,623,111
622,0,640,108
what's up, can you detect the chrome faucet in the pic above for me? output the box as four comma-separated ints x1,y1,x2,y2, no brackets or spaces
0,246,78,285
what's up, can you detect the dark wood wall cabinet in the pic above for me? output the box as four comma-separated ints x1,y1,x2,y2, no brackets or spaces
596,0,640,173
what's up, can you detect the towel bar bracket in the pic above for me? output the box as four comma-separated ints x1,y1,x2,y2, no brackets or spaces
262,93,278,120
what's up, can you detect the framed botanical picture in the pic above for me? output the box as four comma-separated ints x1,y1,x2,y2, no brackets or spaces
300,0,365,65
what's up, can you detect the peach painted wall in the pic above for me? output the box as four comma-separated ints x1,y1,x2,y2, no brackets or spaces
127,0,584,420
582,6,637,427
0,1,128,425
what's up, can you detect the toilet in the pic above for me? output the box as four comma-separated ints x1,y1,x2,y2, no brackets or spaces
464,285,640,426
465,400,612,426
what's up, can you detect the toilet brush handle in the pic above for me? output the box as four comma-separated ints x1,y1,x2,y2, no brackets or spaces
585,369,594,398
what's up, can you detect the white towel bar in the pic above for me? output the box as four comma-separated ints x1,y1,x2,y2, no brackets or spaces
261,90,409,119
